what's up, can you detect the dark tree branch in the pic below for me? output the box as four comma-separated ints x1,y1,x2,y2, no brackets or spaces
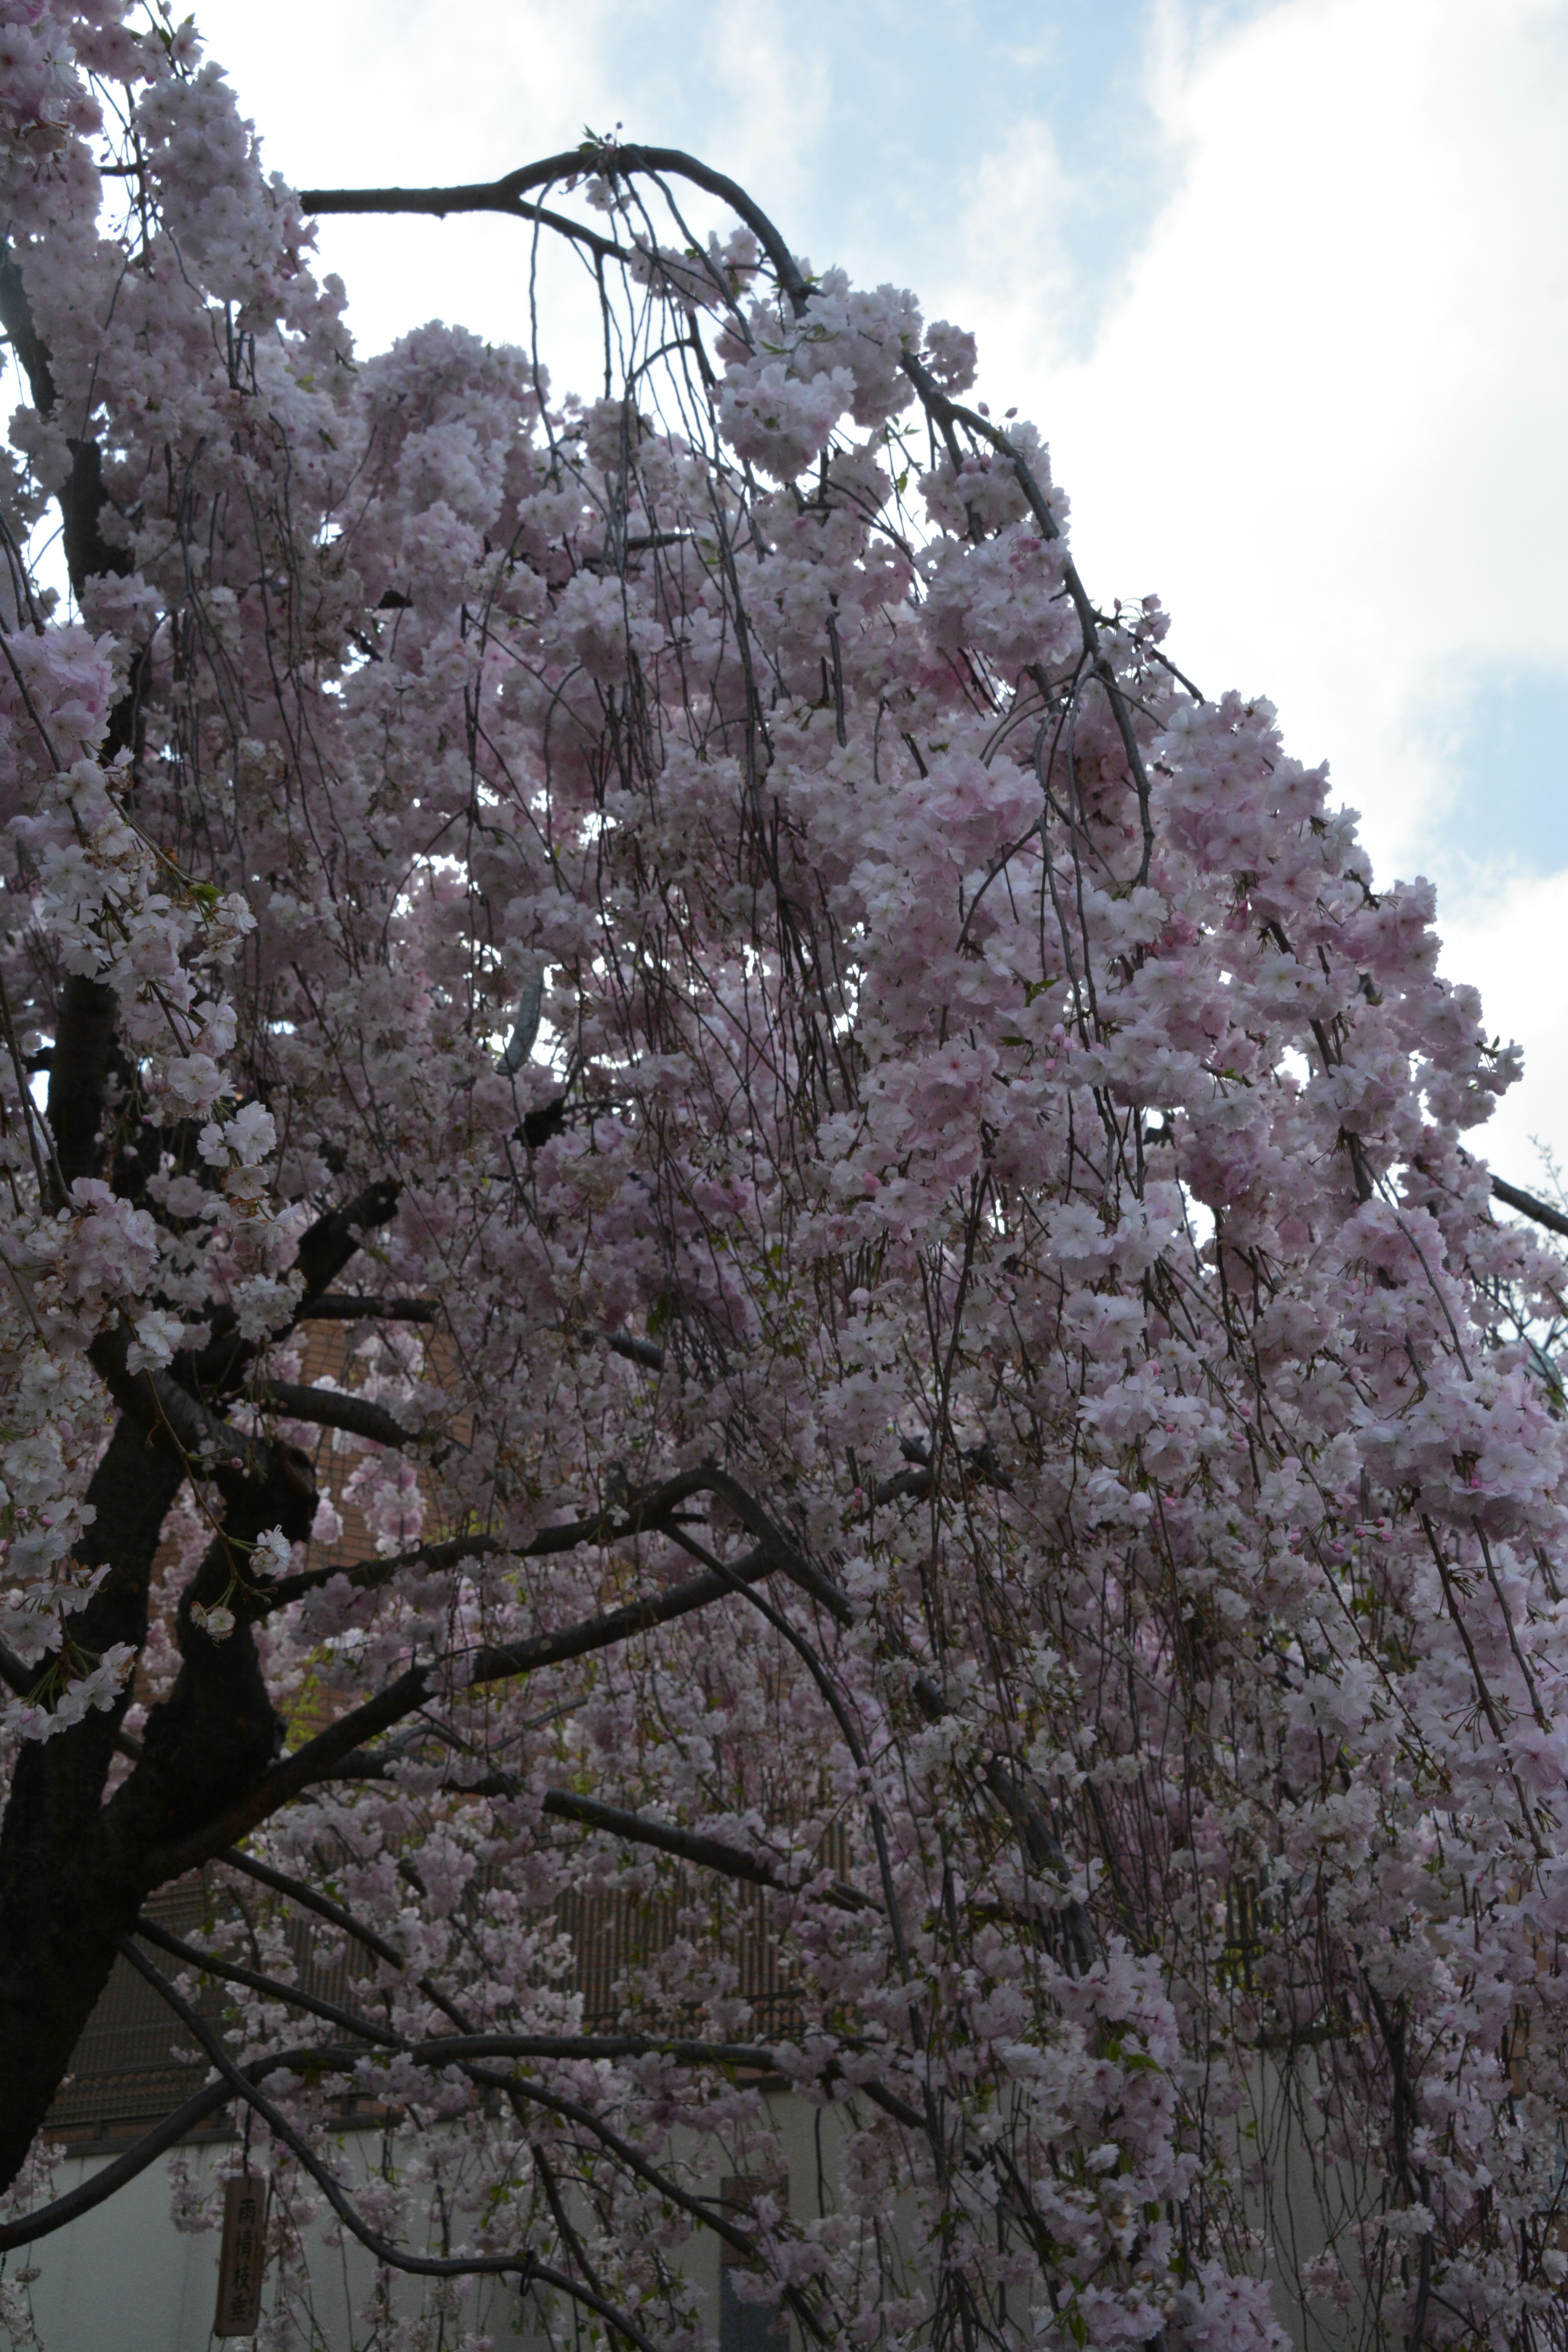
0,2061,291,2249
262,1530,504,1611
133,1911,398,2047
1492,1173,1568,1241
196,1857,902,2167
143,1910,804,2082
454,2061,834,2347
215,1844,408,1971
298,1292,439,1321
259,1466,715,1612
290,1178,405,1298
539,1788,871,1909
604,1330,664,1369
0,1999,916,2258
301,178,637,265
462,1541,777,1687
294,1740,875,1908
982,1761,1100,1977
117,1940,660,2350
300,145,812,314
145,1540,785,1875
699,1468,855,1624
212,1846,476,2036
127,1940,841,2352
177,1176,403,1393
258,1380,419,1450
540,1783,784,1883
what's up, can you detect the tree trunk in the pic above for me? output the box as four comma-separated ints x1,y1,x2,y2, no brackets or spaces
0,1417,184,2187
0,1417,323,2188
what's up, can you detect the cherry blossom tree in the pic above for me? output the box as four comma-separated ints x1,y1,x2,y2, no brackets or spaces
3,6,1568,2348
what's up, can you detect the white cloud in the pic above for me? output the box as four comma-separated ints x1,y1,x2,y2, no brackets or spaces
1438,864,1568,1184
924,115,1079,367
706,4,831,230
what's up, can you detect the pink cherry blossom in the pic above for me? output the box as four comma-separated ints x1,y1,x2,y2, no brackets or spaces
0,27,1564,2352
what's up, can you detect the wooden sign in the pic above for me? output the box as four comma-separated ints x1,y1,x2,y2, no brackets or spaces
213,2171,267,2337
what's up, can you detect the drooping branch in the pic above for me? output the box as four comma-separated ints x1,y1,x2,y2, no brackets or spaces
116,1939,662,2352
131,1903,871,2304
0,2058,292,2249
899,347,1157,887
1492,1173,1568,1241
135,1914,800,2074
0,1955,917,2262
257,1465,718,1612
603,1329,664,1370
300,145,812,315
300,176,637,266
539,1788,871,1909
125,1942,844,2352
215,1843,412,1971
697,1468,855,1624
212,1846,476,2036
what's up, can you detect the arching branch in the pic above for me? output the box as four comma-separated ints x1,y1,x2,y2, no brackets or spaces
1492,1172,1568,1241
117,1939,662,2352
300,145,812,314
0,2057,292,2249
299,178,637,266
133,1911,399,2047
145,1537,786,1874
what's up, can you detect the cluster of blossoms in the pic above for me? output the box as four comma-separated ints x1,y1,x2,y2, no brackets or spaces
0,9,1566,2352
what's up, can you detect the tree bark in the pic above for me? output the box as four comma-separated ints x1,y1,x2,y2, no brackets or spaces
0,1418,185,2185
0,1176,400,2189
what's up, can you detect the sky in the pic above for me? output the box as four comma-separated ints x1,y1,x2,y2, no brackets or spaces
189,0,1568,1188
